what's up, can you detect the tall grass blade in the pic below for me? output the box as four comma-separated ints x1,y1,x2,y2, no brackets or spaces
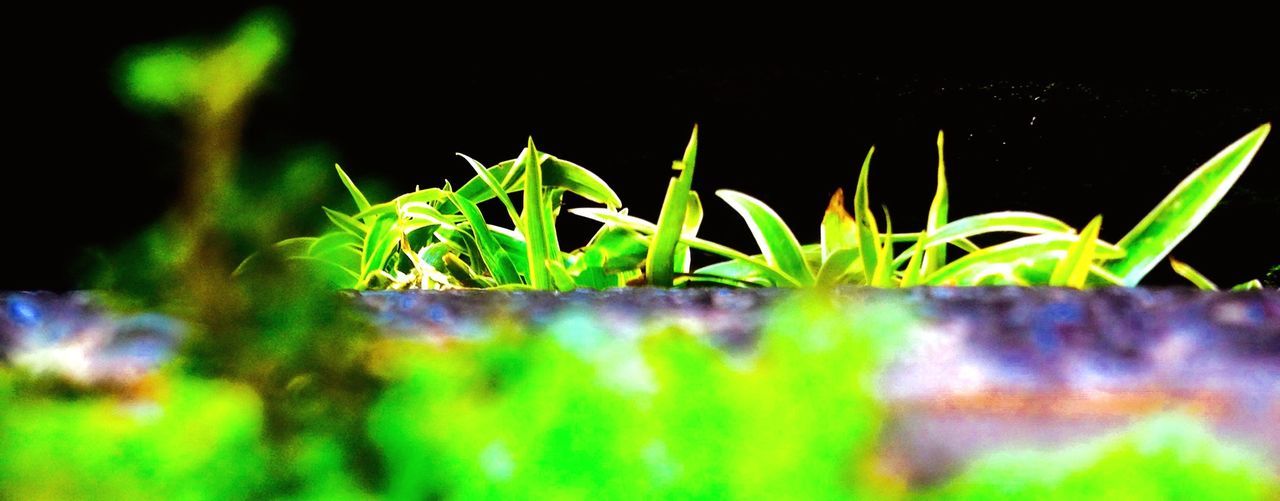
674,191,703,274
359,214,400,288
924,131,950,274
647,126,698,286
854,147,881,284
521,137,552,290
1050,215,1103,288
449,193,522,285
1106,124,1271,285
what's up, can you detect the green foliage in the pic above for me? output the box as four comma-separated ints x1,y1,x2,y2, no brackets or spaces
284,124,1269,291
367,293,915,498
647,127,700,286
1106,124,1271,285
0,377,269,499
929,414,1278,500
119,8,287,115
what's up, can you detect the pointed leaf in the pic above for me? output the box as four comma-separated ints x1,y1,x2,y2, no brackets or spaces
716,189,814,285
334,164,371,215
1170,258,1219,291
647,126,698,286
854,147,881,283
1107,124,1271,285
1050,215,1103,288
450,193,522,285
521,137,552,290
925,131,950,274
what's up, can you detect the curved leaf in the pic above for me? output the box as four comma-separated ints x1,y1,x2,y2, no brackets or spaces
716,189,815,286
1107,124,1270,285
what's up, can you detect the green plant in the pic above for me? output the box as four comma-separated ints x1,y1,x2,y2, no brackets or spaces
276,124,1270,291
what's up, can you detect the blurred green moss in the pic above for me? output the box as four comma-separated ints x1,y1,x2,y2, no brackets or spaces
929,413,1279,500
367,293,915,499
0,376,268,499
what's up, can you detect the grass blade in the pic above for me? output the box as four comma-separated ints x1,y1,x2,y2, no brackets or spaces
716,189,816,286
334,164,371,216
1050,215,1103,288
521,137,552,289
1106,124,1271,285
449,193,522,285
647,127,698,286
546,259,577,291
323,207,368,237
899,231,928,287
1170,258,1219,291
359,214,400,288
927,212,1075,248
457,153,522,226
924,131,949,274
871,207,896,287
543,156,623,209
816,248,860,285
854,147,881,284
674,191,703,274
925,234,1087,285
1231,279,1262,291
352,189,452,221
571,207,801,286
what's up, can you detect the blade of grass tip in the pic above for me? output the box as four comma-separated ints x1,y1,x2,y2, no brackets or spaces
647,126,698,286
443,159,518,214
1230,279,1262,291
449,193,522,285
716,189,815,286
820,189,859,260
1107,124,1271,285
335,164,372,217
854,147,881,284
674,191,703,274
871,207,896,287
458,153,522,227
924,131,949,275
1169,257,1219,291
323,206,368,237
521,137,552,290
1050,215,1103,288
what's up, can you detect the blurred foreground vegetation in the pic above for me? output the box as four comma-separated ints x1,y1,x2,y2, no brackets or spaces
2,9,1275,500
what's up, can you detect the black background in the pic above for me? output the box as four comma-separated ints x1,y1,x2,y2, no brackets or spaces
7,6,1279,290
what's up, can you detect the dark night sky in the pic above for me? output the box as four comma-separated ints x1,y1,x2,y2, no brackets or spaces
7,7,1279,290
